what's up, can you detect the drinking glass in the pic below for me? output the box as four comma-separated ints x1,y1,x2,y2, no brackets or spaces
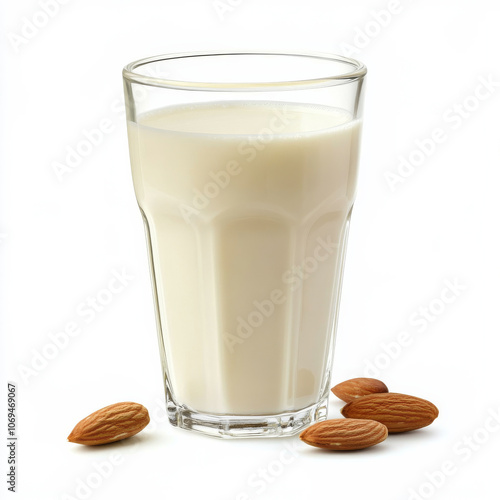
123,52,366,438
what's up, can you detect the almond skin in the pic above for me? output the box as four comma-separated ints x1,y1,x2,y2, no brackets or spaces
341,393,439,433
67,402,150,445
300,418,388,451
331,377,389,402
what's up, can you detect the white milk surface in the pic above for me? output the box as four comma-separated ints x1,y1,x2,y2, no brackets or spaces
127,101,361,415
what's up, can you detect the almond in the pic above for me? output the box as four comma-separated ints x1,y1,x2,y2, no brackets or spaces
341,393,439,433
67,402,150,445
331,377,388,402
300,418,388,451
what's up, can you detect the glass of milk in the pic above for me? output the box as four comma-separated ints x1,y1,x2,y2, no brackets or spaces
123,52,366,438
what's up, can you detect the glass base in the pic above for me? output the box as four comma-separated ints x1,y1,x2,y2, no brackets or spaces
166,396,329,439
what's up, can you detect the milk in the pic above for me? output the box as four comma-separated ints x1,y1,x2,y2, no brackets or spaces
127,101,361,415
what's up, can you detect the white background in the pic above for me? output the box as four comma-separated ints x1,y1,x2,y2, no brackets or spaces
1,1,500,499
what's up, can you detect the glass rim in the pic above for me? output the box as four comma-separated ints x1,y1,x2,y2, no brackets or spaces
122,51,367,92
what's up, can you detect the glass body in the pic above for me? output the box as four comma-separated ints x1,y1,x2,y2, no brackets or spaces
123,52,366,438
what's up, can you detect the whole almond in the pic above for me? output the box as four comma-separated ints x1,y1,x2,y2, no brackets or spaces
341,393,438,433
68,402,150,445
300,418,388,451
331,377,388,402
